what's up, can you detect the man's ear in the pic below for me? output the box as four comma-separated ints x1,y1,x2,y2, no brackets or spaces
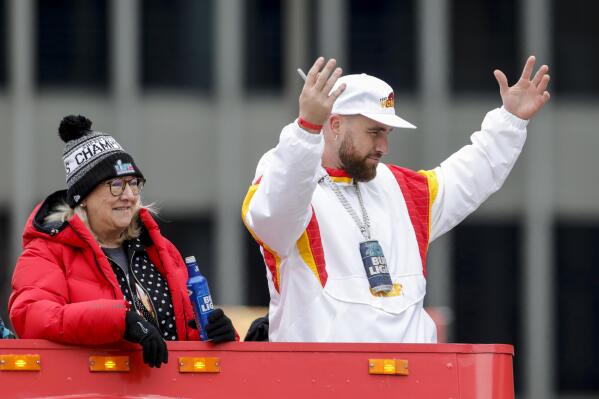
329,114,342,134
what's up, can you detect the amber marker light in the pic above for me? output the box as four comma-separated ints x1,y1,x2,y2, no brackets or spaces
0,354,41,371
368,358,409,376
89,356,130,372
179,357,220,373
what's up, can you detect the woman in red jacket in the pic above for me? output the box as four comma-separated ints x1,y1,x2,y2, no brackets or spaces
9,115,236,367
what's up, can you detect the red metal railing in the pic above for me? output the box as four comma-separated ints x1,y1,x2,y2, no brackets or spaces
0,340,514,399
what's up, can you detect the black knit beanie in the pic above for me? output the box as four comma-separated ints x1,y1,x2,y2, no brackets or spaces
59,115,144,208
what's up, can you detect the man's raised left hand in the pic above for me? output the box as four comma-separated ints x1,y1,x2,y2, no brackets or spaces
494,55,551,120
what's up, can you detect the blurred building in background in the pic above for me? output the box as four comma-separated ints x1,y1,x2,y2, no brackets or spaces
0,1,597,398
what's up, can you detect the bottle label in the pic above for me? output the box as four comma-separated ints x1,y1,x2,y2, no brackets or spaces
200,295,214,314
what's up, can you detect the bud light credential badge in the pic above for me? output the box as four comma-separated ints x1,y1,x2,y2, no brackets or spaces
360,240,393,293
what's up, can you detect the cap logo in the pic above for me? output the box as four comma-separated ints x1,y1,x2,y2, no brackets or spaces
114,159,135,175
73,194,81,203
379,92,395,109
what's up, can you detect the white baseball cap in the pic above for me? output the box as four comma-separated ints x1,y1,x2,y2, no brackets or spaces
331,73,416,129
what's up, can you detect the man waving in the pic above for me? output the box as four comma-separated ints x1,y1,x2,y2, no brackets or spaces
242,56,550,342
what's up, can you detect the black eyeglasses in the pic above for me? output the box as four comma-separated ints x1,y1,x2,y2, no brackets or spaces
105,177,145,197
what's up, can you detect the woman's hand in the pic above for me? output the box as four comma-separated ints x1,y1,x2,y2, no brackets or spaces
123,311,168,368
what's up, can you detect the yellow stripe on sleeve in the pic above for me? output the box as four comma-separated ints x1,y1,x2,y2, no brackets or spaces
297,231,323,286
417,169,439,235
417,169,438,204
241,183,282,290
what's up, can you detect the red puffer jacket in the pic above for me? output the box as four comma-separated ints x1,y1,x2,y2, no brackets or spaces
9,190,200,344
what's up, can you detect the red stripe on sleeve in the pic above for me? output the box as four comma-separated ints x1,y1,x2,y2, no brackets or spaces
262,248,280,292
387,165,431,277
305,209,328,286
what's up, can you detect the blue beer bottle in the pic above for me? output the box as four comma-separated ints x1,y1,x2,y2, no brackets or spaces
185,256,214,341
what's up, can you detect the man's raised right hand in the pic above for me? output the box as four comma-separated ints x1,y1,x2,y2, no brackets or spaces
298,57,346,133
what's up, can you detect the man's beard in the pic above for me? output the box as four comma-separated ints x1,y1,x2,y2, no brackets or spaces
338,136,379,182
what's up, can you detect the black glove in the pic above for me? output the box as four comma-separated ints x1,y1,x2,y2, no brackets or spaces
124,311,168,368
244,315,269,342
205,308,236,343
188,318,198,329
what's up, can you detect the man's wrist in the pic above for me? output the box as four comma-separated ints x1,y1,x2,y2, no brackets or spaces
297,117,323,134
499,106,529,128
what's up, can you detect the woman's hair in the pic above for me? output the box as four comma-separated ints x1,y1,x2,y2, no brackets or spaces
44,199,157,245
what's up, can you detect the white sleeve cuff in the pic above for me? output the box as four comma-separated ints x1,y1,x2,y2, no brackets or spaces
292,120,325,144
499,106,529,129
